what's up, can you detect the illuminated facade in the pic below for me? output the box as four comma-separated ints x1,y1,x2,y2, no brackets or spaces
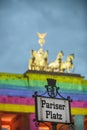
0,71,87,130
0,33,87,130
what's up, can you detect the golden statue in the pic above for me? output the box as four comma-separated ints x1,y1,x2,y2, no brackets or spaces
28,33,75,73
37,32,47,47
48,51,64,72
28,48,48,71
48,52,74,73
60,54,75,73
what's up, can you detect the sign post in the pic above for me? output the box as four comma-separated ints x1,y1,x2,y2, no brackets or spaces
33,78,73,130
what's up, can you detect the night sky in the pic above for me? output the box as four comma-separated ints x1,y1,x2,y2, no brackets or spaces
0,0,87,79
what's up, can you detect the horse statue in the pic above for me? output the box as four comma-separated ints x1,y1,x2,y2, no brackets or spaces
28,50,37,70
28,48,48,71
48,51,64,72
60,54,75,73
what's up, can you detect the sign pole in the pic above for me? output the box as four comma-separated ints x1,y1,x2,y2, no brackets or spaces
52,123,57,130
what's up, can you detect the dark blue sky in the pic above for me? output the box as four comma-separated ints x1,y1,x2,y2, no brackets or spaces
0,0,87,78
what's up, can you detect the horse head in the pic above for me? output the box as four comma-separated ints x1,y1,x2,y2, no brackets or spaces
67,53,74,62
56,51,64,60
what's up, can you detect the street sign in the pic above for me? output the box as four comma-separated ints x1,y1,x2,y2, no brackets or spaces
35,96,71,124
